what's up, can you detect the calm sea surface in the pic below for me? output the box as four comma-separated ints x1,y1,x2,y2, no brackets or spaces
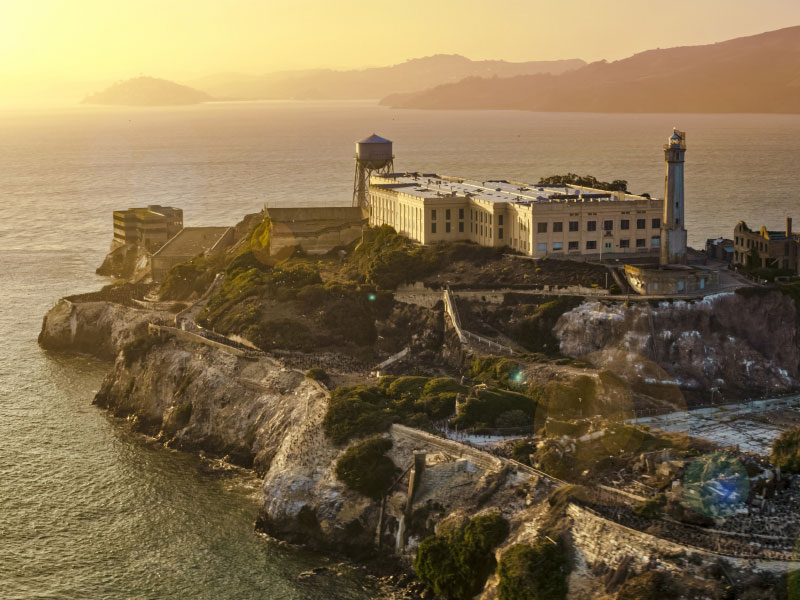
2,102,800,598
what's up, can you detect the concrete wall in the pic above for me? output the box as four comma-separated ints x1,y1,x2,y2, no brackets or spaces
394,281,608,309
269,221,364,256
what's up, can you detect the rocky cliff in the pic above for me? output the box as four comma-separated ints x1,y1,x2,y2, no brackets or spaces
92,335,384,550
555,291,800,400
38,299,172,361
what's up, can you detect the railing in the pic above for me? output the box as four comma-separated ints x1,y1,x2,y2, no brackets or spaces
443,286,515,354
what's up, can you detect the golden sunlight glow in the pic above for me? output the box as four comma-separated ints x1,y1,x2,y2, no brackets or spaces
2,0,800,105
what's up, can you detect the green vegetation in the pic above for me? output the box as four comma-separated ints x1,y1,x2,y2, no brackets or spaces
452,387,537,430
510,441,535,465
351,225,507,290
334,436,399,500
538,173,628,192
511,296,583,355
159,254,224,301
633,493,667,519
352,225,439,289
497,538,570,600
616,571,680,600
414,513,509,600
323,376,467,444
305,367,329,384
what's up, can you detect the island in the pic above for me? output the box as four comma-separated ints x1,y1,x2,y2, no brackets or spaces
39,134,800,599
82,76,214,106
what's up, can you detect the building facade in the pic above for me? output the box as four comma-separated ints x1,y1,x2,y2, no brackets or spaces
733,218,799,273
113,205,183,251
367,174,663,259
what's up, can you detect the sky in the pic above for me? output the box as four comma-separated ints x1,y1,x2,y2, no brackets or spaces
2,0,800,104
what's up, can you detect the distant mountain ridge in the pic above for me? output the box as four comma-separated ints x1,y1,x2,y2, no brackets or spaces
82,77,213,106
190,54,586,100
381,26,800,113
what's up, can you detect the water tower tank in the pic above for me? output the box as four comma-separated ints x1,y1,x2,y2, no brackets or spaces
356,134,393,169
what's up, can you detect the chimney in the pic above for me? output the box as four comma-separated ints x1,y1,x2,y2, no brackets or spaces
788,217,794,239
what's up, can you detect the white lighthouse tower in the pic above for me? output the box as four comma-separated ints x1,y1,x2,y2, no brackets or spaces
660,129,688,265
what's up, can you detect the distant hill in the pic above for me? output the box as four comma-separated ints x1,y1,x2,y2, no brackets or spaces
382,26,800,113
190,55,586,100
82,77,213,106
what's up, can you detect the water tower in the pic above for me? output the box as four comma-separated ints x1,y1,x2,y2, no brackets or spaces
352,134,394,209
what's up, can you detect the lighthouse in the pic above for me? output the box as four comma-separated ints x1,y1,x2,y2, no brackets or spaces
660,129,688,265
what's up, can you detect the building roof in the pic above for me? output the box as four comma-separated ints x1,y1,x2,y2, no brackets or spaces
370,173,653,206
152,226,230,258
358,134,392,144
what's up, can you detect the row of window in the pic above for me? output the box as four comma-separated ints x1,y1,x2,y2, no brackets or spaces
537,218,660,234
535,237,661,252
432,222,467,234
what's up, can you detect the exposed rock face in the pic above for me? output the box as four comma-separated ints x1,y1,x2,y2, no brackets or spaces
555,292,800,397
38,299,171,360
96,242,151,281
93,337,380,550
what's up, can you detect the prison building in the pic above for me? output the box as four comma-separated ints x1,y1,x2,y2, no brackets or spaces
732,218,800,272
367,174,663,258
112,205,184,251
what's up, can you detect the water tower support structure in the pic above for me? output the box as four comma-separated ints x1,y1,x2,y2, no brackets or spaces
353,134,394,210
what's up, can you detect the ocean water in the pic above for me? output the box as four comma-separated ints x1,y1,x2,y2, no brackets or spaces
2,101,800,598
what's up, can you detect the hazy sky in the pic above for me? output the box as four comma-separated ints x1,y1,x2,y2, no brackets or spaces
3,0,800,103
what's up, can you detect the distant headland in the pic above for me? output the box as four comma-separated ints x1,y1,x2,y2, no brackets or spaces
82,76,214,106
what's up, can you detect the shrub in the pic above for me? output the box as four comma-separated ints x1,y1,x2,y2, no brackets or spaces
159,254,223,301
633,493,666,519
335,436,398,500
497,538,570,600
414,513,509,600
323,385,395,444
451,387,537,429
616,571,679,600
352,225,440,289
511,441,535,465
305,367,329,384
512,297,582,355
771,426,800,473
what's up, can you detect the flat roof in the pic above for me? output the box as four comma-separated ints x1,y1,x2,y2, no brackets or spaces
370,173,653,205
153,226,230,258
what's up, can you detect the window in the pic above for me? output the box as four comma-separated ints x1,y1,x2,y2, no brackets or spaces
446,209,451,220
431,209,437,220
459,222,464,233
552,242,563,251
652,218,661,229
498,228,503,239
459,208,464,220
553,222,563,233
637,218,646,230
586,241,597,250
489,215,493,225
569,221,579,232
537,242,547,252
620,239,630,249
445,222,451,233
636,238,646,248
603,220,614,231
498,215,504,226
431,223,437,234
568,241,579,251
587,221,597,232
537,222,547,233
621,219,630,230
651,236,661,247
